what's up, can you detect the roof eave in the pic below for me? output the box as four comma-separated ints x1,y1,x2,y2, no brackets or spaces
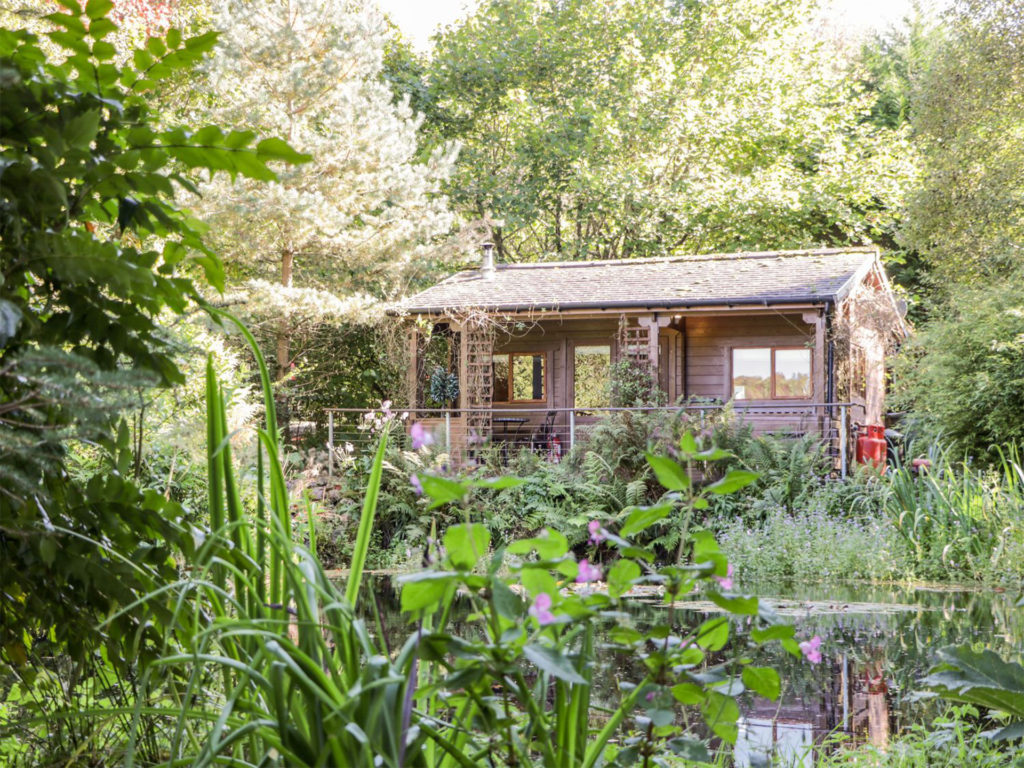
391,294,836,317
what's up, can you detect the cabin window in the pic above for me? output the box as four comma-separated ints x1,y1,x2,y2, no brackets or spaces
732,347,811,400
492,353,546,402
574,345,611,409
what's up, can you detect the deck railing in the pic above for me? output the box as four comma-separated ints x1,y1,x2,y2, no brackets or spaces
324,402,862,478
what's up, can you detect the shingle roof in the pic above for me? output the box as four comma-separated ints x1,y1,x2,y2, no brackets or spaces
398,247,879,315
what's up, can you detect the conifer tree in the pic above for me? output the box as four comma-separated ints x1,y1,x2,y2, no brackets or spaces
199,0,457,378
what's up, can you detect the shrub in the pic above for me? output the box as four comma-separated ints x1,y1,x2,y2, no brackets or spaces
715,506,913,583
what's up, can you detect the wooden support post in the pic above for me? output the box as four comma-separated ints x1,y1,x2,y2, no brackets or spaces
638,314,673,394
406,327,419,409
806,309,827,434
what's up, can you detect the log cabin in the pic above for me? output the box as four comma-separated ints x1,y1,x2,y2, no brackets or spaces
391,247,907,468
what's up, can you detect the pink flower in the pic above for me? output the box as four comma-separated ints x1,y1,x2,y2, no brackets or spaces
714,563,734,591
410,422,434,451
410,474,423,496
799,635,823,665
588,520,605,545
576,559,602,584
529,593,556,625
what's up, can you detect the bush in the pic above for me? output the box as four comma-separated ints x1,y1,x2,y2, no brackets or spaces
816,706,1017,768
891,273,1024,460
715,505,912,583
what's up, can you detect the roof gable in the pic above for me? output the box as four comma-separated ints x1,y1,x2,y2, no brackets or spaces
399,247,881,315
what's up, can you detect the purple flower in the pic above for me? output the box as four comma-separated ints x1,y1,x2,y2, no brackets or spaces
410,422,434,451
799,635,823,665
410,474,423,496
588,520,605,545
645,691,656,702
714,563,734,591
576,559,602,584
529,593,556,625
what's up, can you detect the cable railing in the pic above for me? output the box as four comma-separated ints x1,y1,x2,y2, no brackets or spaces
323,402,861,477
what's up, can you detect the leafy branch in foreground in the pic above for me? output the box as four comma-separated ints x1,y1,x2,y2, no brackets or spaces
0,0,306,667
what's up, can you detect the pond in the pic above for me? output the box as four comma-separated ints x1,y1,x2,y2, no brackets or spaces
358,576,1023,766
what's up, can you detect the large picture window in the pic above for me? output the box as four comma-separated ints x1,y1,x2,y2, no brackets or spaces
732,347,811,400
492,352,546,402
573,344,611,409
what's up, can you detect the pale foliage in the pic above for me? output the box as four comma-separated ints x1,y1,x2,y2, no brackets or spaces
197,0,458,306
428,0,917,259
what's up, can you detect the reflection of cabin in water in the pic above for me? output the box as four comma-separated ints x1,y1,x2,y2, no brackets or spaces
393,247,906,463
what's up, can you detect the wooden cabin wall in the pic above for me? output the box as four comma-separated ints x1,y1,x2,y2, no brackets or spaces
491,317,621,425
684,313,817,402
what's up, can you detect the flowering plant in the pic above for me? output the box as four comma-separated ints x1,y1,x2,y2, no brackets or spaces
398,431,808,766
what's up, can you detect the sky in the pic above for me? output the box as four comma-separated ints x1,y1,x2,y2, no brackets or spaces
377,0,945,51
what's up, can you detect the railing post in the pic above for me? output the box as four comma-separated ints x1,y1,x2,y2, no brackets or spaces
839,404,848,478
444,411,451,452
569,410,576,450
327,411,334,479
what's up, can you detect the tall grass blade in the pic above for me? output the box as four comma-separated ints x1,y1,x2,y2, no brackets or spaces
346,433,388,609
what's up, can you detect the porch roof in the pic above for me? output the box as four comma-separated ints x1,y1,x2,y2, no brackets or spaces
397,247,878,315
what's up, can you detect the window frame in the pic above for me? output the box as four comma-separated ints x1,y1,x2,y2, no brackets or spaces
731,345,813,401
491,351,549,404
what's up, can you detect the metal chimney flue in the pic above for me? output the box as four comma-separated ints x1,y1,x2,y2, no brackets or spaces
480,241,496,279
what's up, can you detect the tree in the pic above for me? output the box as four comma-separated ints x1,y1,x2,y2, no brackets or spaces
415,0,915,262
899,0,1023,289
196,0,458,384
0,0,303,664
891,271,1024,458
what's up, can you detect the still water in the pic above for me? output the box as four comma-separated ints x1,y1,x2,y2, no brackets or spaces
360,576,1023,766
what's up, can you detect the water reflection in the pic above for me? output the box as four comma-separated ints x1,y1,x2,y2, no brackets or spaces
693,582,1023,766
359,576,1022,766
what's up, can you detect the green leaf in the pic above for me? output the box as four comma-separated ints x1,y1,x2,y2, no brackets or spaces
443,523,490,571
671,682,705,705
507,529,568,559
751,624,795,643
491,578,522,619
695,616,729,651
470,476,525,490
679,432,699,455
417,474,467,509
84,0,113,21
702,692,739,744
607,559,639,598
667,738,709,762
39,537,57,567
398,572,457,612
704,469,759,495
742,666,781,701
708,592,759,615
523,644,587,684
256,137,313,165
646,453,691,491
924,645,1024,718
620,502,671,537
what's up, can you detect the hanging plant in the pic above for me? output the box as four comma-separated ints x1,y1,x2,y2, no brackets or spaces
428,366,459,408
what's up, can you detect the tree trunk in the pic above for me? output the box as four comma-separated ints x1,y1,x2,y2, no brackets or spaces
276,249,294,436
276,249,294,378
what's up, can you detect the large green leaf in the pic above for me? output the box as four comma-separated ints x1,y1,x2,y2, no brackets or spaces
620,502,672,537
924,645,1024,723
646,453,690,491
742,666,781,701
523,644,587,684
443,523,490,571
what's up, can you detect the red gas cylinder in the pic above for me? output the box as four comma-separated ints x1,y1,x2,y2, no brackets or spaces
856,425,887,472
